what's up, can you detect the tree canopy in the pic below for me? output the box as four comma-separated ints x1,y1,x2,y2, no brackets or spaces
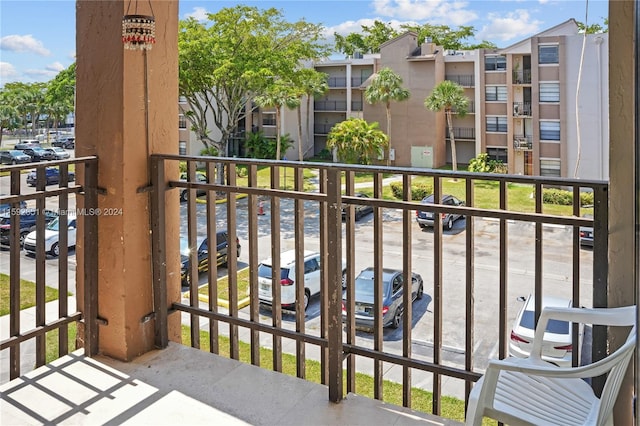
178,5,330,158
326,118,388,164
334,20,496,55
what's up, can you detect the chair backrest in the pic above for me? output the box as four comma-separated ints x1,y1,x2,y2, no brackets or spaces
532,305,636,424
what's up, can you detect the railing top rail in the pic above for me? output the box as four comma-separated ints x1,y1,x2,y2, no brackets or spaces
0,155,99,172
151,154,609,189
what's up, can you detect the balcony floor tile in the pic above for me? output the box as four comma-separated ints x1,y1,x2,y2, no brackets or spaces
0,342,461,425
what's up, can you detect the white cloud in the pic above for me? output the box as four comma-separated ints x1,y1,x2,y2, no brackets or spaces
183,6,209,22
477,9,542,42
45,62,66,73
371,0,478,25
24,68,58,80
0,35,50,56
326,18,413,37
0,62,20,81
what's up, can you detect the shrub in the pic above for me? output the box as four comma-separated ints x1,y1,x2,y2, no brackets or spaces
317,148,332,160
199,146,219,156
390,181,433,200
468,153,506,174
244,131,294,159
542,188,594,206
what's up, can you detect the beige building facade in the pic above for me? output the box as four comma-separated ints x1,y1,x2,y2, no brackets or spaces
181,19,608,180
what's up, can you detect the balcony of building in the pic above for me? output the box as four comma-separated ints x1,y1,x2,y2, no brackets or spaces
445,75,475,87
327,77,348,88
445,127,476,140
512,70,532,85
514,135,533,150
314,100,348,112
0,1,637,425
512,102,532,117
0,154,623,424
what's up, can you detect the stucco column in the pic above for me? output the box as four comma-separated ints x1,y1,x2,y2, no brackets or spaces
608,1,636,423
75,0,181,361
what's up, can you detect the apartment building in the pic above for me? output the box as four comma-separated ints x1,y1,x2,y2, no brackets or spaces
180,19,608,179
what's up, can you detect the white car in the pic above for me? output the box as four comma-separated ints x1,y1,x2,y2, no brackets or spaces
257,250,346,310
23,213,77,256
508,294,577,367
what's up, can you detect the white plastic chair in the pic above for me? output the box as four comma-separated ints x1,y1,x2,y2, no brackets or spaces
466,305,636,426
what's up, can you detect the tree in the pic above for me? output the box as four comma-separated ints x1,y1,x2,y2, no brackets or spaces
326,118,388,164
577,18,608,34
292,68,328,161
335,21,496,56
178,6,329,163
0,91,19,147
364,67,409,165
254,80,300,160
424,80,469,174
46,63,76,129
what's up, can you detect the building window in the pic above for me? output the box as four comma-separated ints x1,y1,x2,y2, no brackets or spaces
540,159,561,177
179,114,187,129
487,147,508,164
539,45,559,64
486,116,508,132
263,112,276,126
540,120,560,140
485,55,506,71
539,83,560,102
486,85,507,101
179,141,187,155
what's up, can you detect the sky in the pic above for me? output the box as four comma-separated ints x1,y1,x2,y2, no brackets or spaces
0,0,609,87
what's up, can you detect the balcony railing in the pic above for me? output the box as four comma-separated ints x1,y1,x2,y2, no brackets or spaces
0,157,100,381
445,75,475,87
512,70,532,84
314,123,339,134
328,77,347,88
2,155,612,422
514,135,533,150
452,102,475,114
351,101,363,111
445,127,476,140
513,102,532,117
314,100,348,112
159,155,608,418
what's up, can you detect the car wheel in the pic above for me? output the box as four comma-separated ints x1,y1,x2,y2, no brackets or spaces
180,190,188,202
303,289,311,311
418,223,427,229
445,217,453,230
390,308,402,329
416,283,424,300
11,160,17,165
50,243,60,257
341,270,347,289
355,210,361,221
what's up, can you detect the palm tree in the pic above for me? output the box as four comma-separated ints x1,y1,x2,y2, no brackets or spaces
364,67,409,165
254,81,301,161
425,80,469,173
327,118,388,164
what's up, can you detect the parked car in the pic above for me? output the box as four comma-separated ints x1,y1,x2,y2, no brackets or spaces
179,171,208,202
342,267,424,329
415,194,465,230
52,137,75,149
508,294,577,367
0,150,32,165
26,168,76,186
180,230,241,285
43,147,71,160
257,250,347,310
14,140,41,150
341,193,374,221
0,208,58,247
22,147,55,162
23,212,76,256
0,196,27,212
580,214,594,247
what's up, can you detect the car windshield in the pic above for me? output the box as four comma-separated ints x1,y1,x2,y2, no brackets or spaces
519,311,570,334
353,277,390,297
257,263,289,280
47,217,60,231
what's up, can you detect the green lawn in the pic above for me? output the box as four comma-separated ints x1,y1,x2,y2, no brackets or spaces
197,267,251,300
0,273,61,316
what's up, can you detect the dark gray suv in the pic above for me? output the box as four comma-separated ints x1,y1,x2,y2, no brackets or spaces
180,230,241,285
